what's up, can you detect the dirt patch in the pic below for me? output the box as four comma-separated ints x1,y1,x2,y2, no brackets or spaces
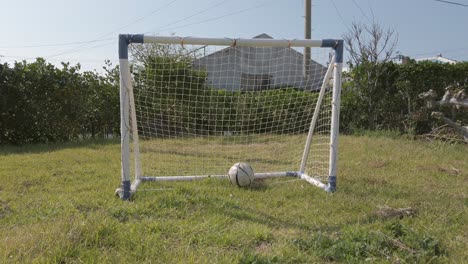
417,165,462,176
374,206,416,219
255,241,270,254
0,203,12,219
365,178,388,186
369,160,390,169
22,179,41,188
437,166,461,176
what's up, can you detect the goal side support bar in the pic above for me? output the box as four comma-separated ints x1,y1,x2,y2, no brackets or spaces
328,40,343,192
116,34,343,200
299,56,335,172
299,40,343,193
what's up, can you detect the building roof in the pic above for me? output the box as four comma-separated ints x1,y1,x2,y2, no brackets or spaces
416,54,458,64
194,33,316,62
253,33,273,39
191,33,327,91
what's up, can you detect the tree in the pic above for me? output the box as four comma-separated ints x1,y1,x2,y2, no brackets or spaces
343,20,398,130
129,43,213,136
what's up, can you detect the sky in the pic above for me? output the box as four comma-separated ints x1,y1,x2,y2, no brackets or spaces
1,0,467,72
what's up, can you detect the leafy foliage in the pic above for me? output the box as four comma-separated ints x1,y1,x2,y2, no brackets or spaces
0,59,119,144
132,50,320,137
2,47,468,145
341,61,468,135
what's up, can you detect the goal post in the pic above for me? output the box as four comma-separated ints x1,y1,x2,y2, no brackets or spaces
116,34,343,200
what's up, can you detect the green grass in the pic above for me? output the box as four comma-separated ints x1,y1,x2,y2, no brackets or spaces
0,136,466,263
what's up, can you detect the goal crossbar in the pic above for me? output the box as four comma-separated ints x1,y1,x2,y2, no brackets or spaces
119,34,340,49
116,34,343,200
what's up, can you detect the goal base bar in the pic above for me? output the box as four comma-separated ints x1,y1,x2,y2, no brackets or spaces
116,171,335,199
139,171,298,183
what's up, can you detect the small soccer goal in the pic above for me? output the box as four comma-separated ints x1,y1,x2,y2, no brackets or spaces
116,34,343,200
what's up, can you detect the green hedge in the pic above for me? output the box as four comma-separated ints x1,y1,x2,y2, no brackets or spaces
136,88,319,137
340,61,468,135
3,56,467,145
133,59,319,136
0,59,120,144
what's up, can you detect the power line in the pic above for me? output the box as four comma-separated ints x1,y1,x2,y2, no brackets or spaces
46,0,178,59
0,54,116,63
1,40,115,62
144,0,230,34
351,0,371,23
95,0,179,40
49,0,233,57
46,0,254,59
0,55,38,60
2,1,178,51
51,40,115,57
329,0,348,29
148,2,268,34
19,1,269,61
0,38,114,49
434,0,468,7
46,41,114,59
44,3,264,59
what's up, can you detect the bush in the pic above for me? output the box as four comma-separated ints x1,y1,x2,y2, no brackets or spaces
5,54,467,144
132,54,320,137
341,61,468,136
0,59,119,144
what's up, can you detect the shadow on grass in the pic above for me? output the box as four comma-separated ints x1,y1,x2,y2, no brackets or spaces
0,138,120,155
197,180,417,234
194,194,382,232
130,177,413,232
246,180,269,191
143,148,292,167
237,204,381,232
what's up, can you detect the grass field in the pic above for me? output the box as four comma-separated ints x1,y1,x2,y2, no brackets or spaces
0,135,466,263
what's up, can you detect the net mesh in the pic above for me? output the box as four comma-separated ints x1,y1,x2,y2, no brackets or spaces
129,41,334,180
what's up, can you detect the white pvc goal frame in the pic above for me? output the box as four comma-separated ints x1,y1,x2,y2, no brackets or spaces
116,34,343,200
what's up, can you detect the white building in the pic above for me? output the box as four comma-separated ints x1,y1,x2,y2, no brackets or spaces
192,34,327,91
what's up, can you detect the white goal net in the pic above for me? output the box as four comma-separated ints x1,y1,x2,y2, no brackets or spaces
117,35,343,199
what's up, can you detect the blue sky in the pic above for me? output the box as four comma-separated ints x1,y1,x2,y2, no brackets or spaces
1,0,467,71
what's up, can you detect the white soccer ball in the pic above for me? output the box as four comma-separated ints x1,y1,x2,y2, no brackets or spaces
228,162,255,187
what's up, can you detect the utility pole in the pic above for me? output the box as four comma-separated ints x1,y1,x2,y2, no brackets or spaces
304,0,311,79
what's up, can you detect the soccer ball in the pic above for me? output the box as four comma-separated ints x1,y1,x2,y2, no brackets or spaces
228,162,255,187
